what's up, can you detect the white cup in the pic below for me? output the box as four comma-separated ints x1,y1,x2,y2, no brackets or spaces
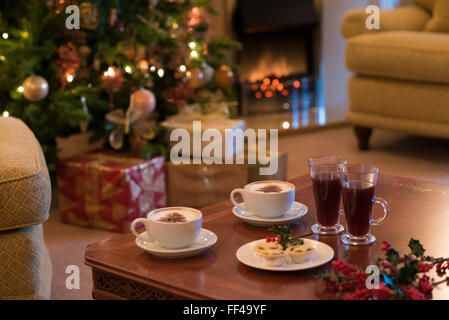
230,180,295,218
131,207,202,249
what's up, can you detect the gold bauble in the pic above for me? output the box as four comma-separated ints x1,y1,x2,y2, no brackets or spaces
187,68,205,89
132,88,156,120
22,75,49,101
214,65,234,87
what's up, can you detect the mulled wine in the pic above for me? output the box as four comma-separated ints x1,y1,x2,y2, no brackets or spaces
339,163,390,246
342,183,376,237
311,174,342,227
308,156,347,235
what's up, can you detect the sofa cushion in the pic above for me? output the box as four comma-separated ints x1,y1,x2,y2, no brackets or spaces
0,224,52,299
426,0,449,32
0,117,51,231
346,31,449,85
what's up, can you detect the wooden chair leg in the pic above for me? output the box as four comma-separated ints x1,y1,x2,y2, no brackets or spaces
354,126,372,151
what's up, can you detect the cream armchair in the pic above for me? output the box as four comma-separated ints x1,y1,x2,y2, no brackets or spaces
0,117,52,299
341,0,449,150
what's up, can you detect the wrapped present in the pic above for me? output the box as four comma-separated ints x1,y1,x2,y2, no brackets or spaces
57,151,166,232
167,160,247,208
162,111,245,159
56,131,104,160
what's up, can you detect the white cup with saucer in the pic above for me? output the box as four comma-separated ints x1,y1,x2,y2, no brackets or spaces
131,207,202,249
230,180,295,219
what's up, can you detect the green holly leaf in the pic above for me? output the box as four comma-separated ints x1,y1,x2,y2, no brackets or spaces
409,238,425,258
268,225,303,249
268,225,290,236
385,248,400,266
397,259,419,285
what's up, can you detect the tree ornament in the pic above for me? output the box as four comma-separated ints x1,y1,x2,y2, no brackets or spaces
105,94,156,152
101,66,124,94
102,66,124,109
131,88,156,120
202,62,214,83
55,42,80,87
80,2,99,30
188,7,208,27
22,75,49,101
215,65,234,87
187,68,205,89
109,128,124,150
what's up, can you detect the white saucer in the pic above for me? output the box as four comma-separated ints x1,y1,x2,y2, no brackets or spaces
236,238,334,271
232,201,308,227
135,228,217,259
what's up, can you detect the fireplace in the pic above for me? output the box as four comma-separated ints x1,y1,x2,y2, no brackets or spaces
233,0,319,116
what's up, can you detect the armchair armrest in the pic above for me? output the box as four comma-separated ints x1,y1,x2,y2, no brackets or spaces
341,6,431,39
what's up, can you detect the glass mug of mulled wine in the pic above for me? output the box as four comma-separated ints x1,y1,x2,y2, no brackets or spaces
339,164,390,246
308,156,347,235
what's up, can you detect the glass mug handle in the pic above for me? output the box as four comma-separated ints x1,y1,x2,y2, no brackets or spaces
371,197,390,226
230,188,247,211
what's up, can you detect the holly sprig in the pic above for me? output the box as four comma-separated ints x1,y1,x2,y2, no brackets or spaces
267,225,304,250
316,238,449,300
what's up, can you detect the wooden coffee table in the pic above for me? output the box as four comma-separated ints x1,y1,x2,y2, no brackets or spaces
85,174,449,300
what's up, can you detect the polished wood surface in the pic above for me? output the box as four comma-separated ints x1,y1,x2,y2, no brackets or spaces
85,174,449,300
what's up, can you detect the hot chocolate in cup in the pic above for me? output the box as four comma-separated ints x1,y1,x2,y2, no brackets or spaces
131,207,202,249
230,180,295,218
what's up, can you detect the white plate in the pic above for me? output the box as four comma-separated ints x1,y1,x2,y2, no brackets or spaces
232,201,308,227
135,228,217,259
236,238,334,271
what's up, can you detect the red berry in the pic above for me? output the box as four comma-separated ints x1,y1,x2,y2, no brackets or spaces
418,262,433,273
266,237,271,242
381,240,391,251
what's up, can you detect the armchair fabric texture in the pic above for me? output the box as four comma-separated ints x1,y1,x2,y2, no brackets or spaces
0,225,52,299
342,3,449,147
0,118,51,232
0,117,52,299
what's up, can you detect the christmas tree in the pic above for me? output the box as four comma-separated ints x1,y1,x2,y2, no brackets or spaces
0,0,240,176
